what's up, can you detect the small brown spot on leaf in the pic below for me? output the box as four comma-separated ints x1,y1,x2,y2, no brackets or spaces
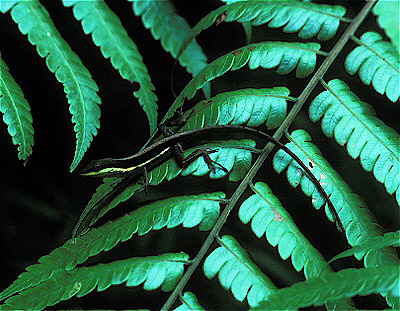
199,100,212,109
232,49,244,56
247,46,255,51
272,208,283,221
216,11,227,26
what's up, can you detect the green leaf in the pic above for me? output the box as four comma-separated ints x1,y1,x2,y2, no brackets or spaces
0,56,34,163
239,182,355,310
178,1,346,59
273,129,399,307
179,87,290,131
329,230,400,263
3,253,189,310
310,79,400,204
240,183,328,275
0,1,18,12
203,235,277,307
345,32,399,102
130,0,208,82
63,0,158,134
163,41,321,122
273,130,386,246
0,192,223,301
252,265,400,310
175,292,206,311
372,1,400,51
5,0,101,171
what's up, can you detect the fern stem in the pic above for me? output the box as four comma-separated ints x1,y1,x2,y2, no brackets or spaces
161,2,378,310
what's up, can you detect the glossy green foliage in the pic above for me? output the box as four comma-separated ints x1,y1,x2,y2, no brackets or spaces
0,193,223,301
3,253,189,310
179,0,346,56
164,41,321,121
63,0,158,133
130,0,208,85
239,182,354,310
241,184,324,274
330,230,400,263
0,57,34,162
273,130,393,252
2,0,101,172
372,2,399,51
203,235,277,307
310,79,400,204
175,292,205,311
273,129,399,307
346,32,399,102
179,87,290,131
253,265,400,310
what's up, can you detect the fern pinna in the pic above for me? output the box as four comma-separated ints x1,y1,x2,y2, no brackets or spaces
0,1,398,310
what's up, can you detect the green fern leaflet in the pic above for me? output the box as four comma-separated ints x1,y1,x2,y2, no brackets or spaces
329,230,400,263
0,193,223,301
0,57,34,163
175,292,206,311
164,41,321,122
310,79,400,205
3,0,101,171
63,0,159,134
253,265,400,310
372,3,399,51
346,32,399,102
3,253,189,310
179,88,291,131
130,0,209,86
178,0,347,59
204,235,277,307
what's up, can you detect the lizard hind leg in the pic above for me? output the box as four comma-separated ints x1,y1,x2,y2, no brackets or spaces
183,147,229,174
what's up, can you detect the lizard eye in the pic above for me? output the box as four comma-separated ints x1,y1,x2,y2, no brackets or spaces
94,163,102,170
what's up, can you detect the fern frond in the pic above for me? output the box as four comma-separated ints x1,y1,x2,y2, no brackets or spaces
163,41,321,122
62,0,158,133
273,130,388,246
178,0,346,59
179,87,291,131
203,235,277,307
372,3,399,51
310,79,400,205
330,230,400,263
3,1,101,171
175,292,205,311
345,32,399,102
273,129,399,307
252,265,400,311
130,0,208,83
0,57,34,163
240,183,322,272
0,192,223,301
239,182,354,310
2,253,189,310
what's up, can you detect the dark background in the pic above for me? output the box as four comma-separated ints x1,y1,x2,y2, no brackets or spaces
0,1,398,310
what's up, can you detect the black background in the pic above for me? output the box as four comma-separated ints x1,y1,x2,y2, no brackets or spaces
1,1,398,310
